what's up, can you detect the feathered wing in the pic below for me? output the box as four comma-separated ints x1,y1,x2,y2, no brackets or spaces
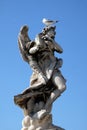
18,26,31,63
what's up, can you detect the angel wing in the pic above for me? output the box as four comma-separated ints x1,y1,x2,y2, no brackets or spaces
18,25,31,63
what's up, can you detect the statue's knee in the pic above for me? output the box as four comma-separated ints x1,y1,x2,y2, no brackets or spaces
59,84,66,93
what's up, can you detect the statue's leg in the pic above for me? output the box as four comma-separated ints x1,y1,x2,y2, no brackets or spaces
45,71,66,109
45,89,61,110
26,97,35,116
52,70,66,93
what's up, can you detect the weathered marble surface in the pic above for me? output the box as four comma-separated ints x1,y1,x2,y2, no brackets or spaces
14,21,66,130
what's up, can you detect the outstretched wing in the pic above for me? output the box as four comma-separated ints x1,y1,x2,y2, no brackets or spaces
18,25,31,63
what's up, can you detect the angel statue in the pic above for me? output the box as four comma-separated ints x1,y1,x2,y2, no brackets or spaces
14,22,66,130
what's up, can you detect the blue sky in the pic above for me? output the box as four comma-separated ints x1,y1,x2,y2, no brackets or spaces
0,0,87,130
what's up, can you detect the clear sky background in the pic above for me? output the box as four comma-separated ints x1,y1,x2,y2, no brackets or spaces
0,0,87,130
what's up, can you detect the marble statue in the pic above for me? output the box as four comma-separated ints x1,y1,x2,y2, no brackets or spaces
14,20,66,130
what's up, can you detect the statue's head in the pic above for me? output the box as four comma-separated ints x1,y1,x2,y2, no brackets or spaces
42,26,56,39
